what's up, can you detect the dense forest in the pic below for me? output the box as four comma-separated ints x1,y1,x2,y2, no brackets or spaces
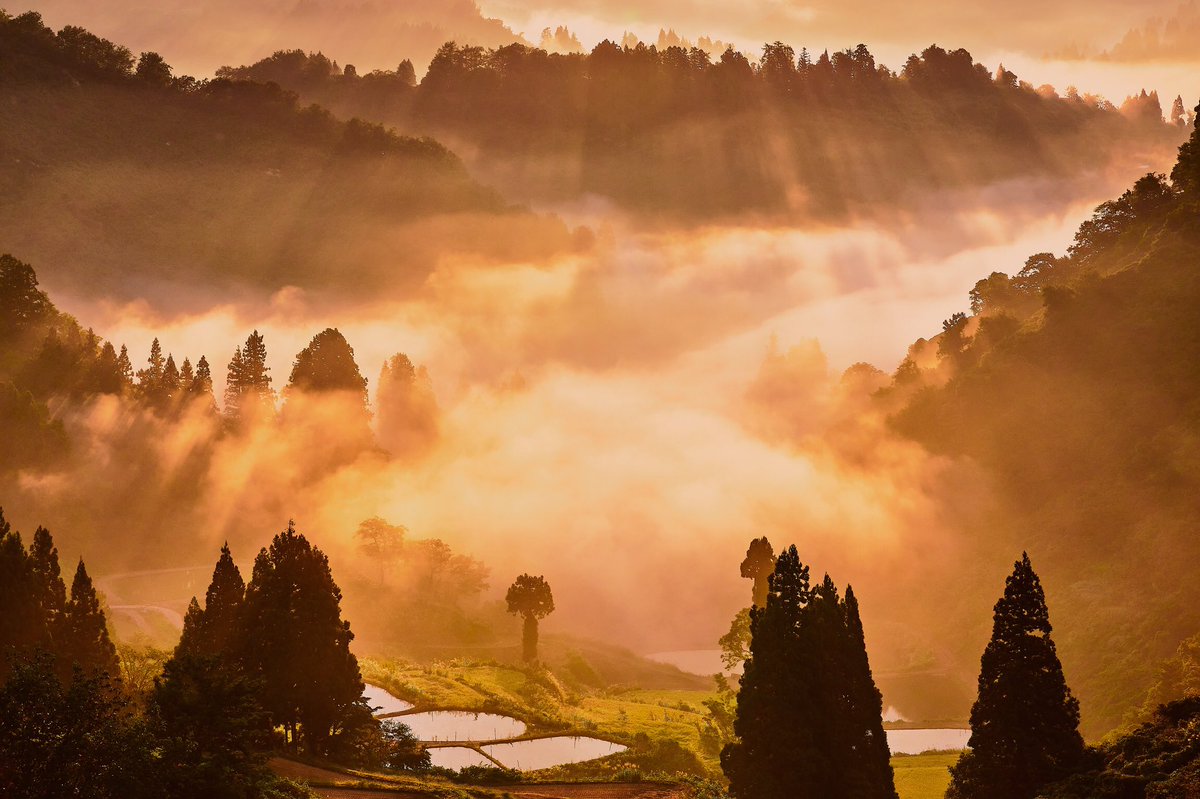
217,40,1187,218
0,11,577,307
875,104,1200,736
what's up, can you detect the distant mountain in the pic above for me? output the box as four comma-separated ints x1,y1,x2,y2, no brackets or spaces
0,11,574,309
883,110,1200,736
218,41,1185,221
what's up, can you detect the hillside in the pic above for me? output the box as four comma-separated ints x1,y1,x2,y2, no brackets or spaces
883,110,1200,736
0,11,576,309
216,42,1187,220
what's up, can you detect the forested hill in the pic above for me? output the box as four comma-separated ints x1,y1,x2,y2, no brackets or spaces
218,42,1187,220
883,112,1200,737
0,11,575,308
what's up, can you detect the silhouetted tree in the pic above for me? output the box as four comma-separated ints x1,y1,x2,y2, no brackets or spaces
947,553,1084,799
0,512,47,674
135,51,172,86
224,331,274,424
723,546,896,799
64,559,120,679
506,574,555,662
283,328,371,446
740,536,775,607
0,254,51,340
239,521,368,754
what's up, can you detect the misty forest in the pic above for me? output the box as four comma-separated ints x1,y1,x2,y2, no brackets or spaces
1,1,1200,797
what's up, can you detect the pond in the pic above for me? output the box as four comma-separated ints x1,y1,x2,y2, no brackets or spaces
482,736,627,770
886,728,971,754
400,711,527,742
362,684,414,716
427,746,497,770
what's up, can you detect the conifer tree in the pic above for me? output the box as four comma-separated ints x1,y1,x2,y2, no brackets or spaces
377,353,439,456
190,355,217,412
0,513,47,673
239,522,367,753
722,546,818,799
162,354,180,406
64,559,120,679
283,328,371,447
28,526,69,664
947,553,1084,799
138,338,166,404
224,331,275,424
723,547,897,799
116,344,134,387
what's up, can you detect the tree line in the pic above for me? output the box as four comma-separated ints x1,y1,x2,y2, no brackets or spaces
721,537,1093,799
0,510,427,797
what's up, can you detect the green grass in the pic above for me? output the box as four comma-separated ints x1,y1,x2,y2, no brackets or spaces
892,752,959,799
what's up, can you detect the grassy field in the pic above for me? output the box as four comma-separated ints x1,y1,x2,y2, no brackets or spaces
892,753,958,799
361,656,962,795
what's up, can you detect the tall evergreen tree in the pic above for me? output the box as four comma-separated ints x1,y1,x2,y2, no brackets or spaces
28,526,69,666
137,337,167,405
64,559,120,679
116,344,134,387
239,522,367,753
376,353,439,457
190,354,217,412
223,331,275,424
0,512,47,675
201,543,245,655
947,553,1084,799
283,328,372,448
722,545,819,799
723,547,896,799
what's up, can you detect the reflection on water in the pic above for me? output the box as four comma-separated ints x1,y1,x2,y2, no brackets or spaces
362,683,414,716
427,746,496,770
402,711,527,741
483,736,627,770
886,728,970,754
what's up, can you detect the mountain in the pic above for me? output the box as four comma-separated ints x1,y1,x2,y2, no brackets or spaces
0,11,575,310
217,41,1185,220
883,109,1200,736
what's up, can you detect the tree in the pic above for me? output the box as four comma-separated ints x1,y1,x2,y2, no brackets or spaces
718,607,751,670
224,331,275,424
354,517,405,585
0,513,47,675
377,353,439,457
135,51,172,86
64,559,120,679
0,254,51,340
947,553,1084,799
722,546,896,799
0,654,162,799
28,526,69,671
739,536,774,607
505,574,554,663
396,59,416,87
283,328,371,447
239,521,368,754
1171,95,1187,127
137,338,166,405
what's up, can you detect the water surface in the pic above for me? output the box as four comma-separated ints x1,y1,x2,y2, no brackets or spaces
402,711,526,741
362,683,414,716
427,746,496,770
483,736,627,770
886,728,970,754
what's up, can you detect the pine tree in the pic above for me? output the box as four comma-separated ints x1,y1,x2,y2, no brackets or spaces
723,548,897,799
947,553,1084,799
28,526,69,665
722,546,818,799
64,559,120,679
116,344,134,387
190,355,217,412
1172,100,1200,198
239,521,367,753
162,354,180,407
0,513,47,674
224,331,275,424
137,338,166,405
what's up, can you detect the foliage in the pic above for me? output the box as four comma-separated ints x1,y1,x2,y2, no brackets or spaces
1043,697,1200,799
947,554,1083,799
738,537,774,608
721,546,897,798
506,575,555,663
